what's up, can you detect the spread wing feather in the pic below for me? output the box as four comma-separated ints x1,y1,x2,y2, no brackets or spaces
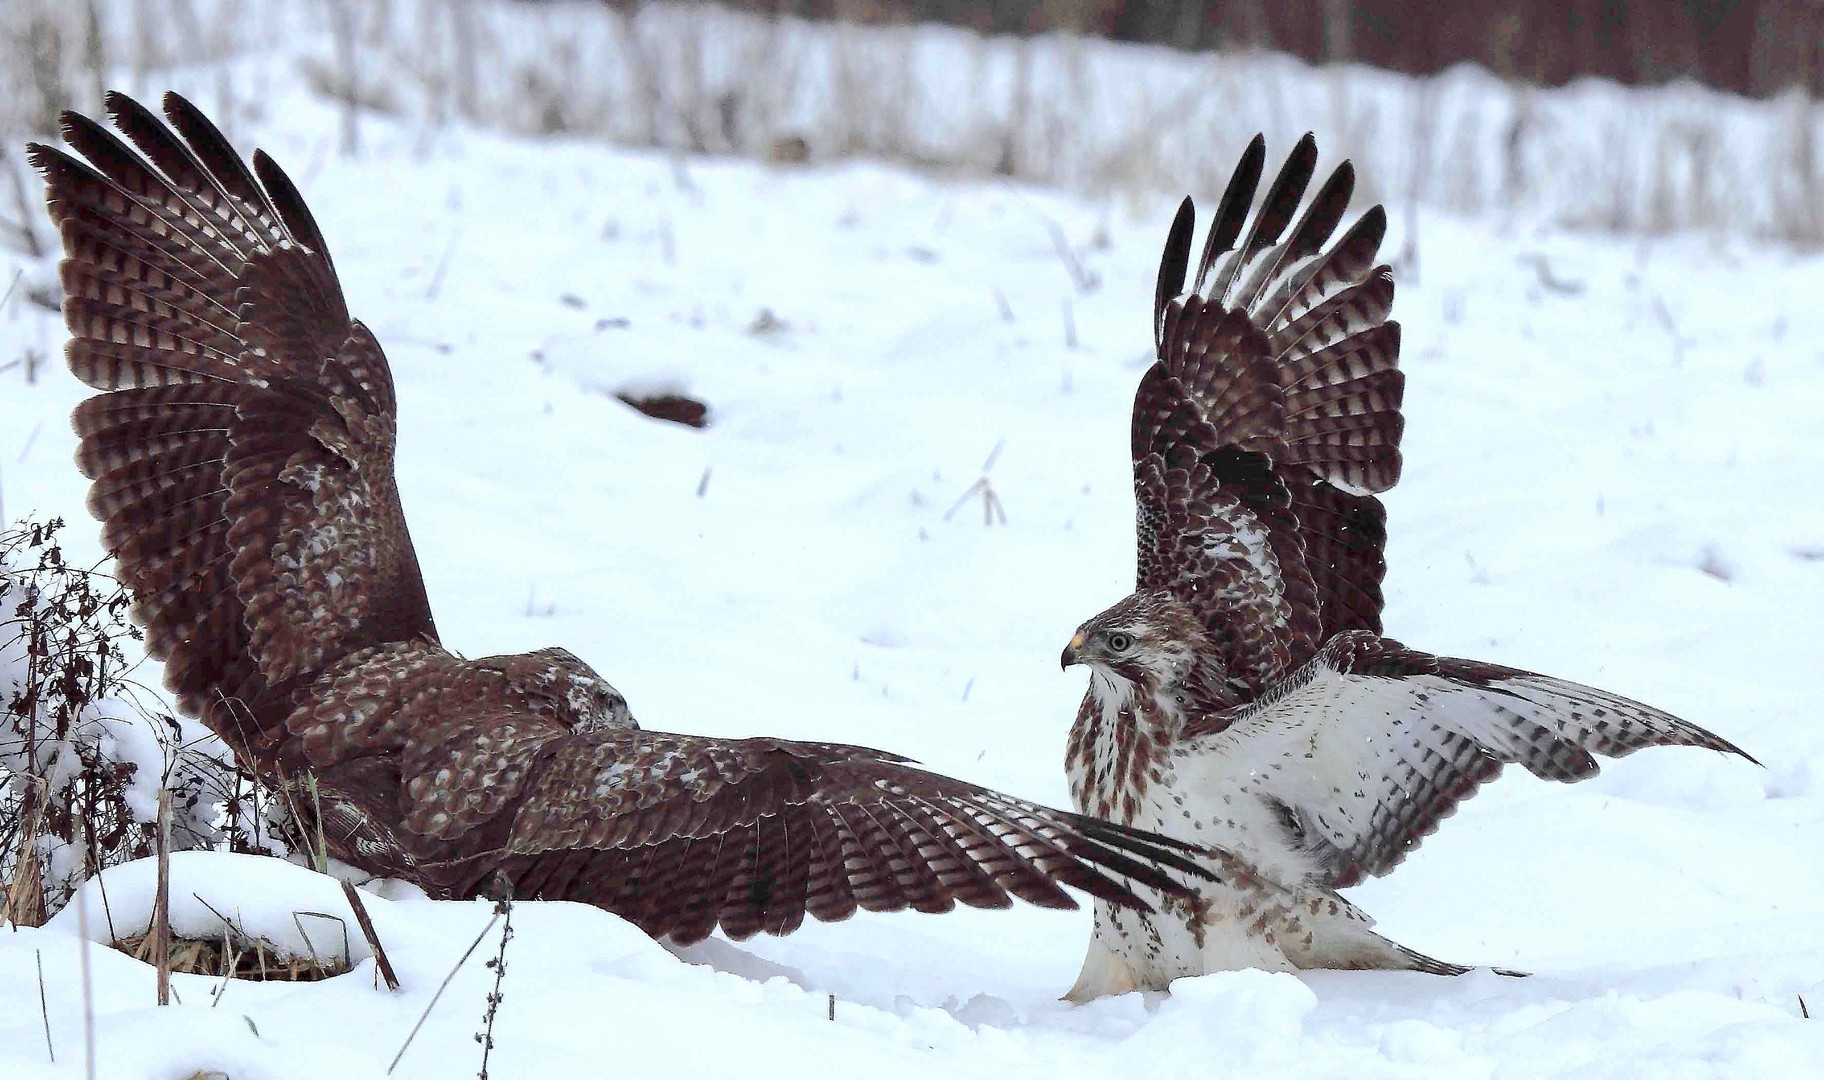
402,720,1219,944
1189,134,1264,300
1142,134,1405,651
274,640,1218,940
1187,631,1756,889
32,91,436,751
1210,133,1316,306
1132,364,1318,692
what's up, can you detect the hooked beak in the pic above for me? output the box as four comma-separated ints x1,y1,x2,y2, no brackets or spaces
1060,632,1087,671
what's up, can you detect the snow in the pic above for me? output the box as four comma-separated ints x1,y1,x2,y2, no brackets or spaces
2,63,1823,1080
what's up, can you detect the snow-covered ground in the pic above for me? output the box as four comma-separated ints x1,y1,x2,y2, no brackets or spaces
1,81,1821,1077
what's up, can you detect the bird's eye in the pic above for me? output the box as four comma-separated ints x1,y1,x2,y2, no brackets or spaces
1106,632,1133,653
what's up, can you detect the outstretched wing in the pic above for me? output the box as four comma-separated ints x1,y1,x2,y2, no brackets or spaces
1186,631,1755,890
446,732,1218,943
31,92,435,752
1151,135,1404,641
278,642,1217,942
1130,358,1318,695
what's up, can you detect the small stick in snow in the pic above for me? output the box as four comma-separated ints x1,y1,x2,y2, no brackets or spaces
82,813,118,943
1040,215,1099,294
827,993,835,1021
306,773,330,874
696,467,712,498
475,896,515,1080
388,908,504,1075
942,441,1008,526
187,896,257,1005
154,787,172,1007
341,880,401,991
424,228,461,301
35,948,53,1062
993,288,1014,322
292,910,351,975
1801,994,1810,1019
269,760,322,873
189,893,239,935
212,920,234,1007
943,478,1007,527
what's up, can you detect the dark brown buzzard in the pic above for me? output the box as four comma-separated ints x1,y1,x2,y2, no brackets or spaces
1057,134,1755,999
30,91,1219,948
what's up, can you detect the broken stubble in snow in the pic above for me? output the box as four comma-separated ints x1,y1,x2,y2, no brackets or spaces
112,930,350,983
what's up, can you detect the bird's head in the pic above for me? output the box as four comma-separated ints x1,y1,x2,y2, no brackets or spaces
1060,591,1206,691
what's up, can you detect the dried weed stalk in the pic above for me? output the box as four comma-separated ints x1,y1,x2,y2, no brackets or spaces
1,517,272,924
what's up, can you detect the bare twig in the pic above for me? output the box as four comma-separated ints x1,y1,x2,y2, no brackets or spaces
1518,252,1584,296
340,880,400,992
992,288,1013,322
154,788,171,1006
388,909,503,1075
35,948,53,1062
1039,215,1099,294
1650,293,1692,366
475,897,514,1079
303,772,329,873
211,918,234,1007
291,910,351,975
942,442,1008,526
424,228,461,301
942,478,1007,526
81,814,116,943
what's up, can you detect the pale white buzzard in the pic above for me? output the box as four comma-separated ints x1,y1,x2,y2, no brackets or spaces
1059,134,1752,999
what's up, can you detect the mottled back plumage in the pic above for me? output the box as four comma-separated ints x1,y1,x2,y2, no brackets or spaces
1058,134,1753,999
36,92,1222,949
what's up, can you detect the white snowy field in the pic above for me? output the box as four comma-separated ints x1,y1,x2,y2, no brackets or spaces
2,83,1822,1077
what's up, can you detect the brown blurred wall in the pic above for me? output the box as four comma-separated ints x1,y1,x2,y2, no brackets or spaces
690,0,1824,97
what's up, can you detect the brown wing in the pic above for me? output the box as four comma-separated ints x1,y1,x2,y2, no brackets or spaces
277,642,1215,942
1152,135,1404,640
440,733,1216,943
30,92,435,753
1130,355,1319,695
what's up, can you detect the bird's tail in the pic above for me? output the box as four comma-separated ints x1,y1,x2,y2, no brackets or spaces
1287,894,1527,978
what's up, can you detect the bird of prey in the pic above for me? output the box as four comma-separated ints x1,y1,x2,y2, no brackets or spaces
30,91,1218,947
1056,134,1753,1000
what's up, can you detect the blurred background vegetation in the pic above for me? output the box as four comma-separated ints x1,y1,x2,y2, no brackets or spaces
666,0,1824,97
0,1,1818,246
